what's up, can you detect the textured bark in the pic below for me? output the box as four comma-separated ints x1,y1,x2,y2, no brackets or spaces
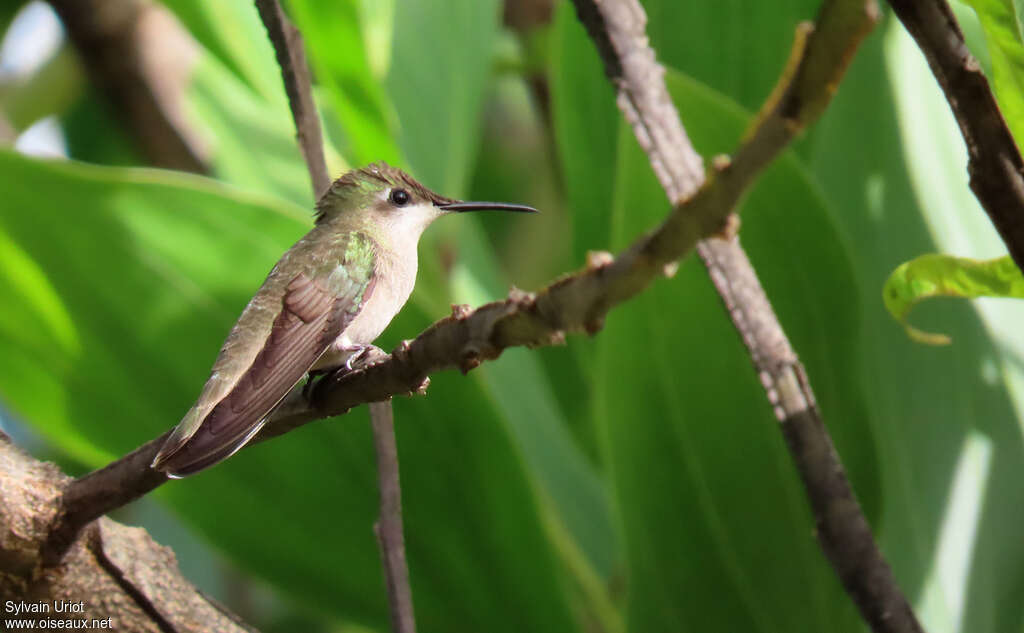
0,434,254,632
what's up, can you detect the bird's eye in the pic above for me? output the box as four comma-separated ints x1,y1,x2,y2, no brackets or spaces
389,188,411,206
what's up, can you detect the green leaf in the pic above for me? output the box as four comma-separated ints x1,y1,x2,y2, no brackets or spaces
808,21,1024,633
550,4,620,262
884,254,1024,345
446,191,618,589
160,0,284,103
183,51,320,207
963,0,1024,144
552,7,875,630
285,0,401,166
386,0,501,194
0,151,577,633
640,0,822,112
605,75,871,632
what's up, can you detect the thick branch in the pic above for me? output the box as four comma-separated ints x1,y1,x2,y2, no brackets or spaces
886,0,1024,271
0,435,255,633
43,435,170,566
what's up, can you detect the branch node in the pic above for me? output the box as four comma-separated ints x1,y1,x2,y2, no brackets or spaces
459,349,483,374
715,213,742,240
410,376,431,396
585,250,615,271
451,304,473,320
507,286,536,305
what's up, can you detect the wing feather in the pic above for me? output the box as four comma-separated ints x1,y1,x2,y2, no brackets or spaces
154,238,377,477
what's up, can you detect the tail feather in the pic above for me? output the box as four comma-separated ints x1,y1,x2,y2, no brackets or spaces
152,410,269,478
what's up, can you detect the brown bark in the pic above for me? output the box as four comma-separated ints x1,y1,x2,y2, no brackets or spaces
0,434,254,632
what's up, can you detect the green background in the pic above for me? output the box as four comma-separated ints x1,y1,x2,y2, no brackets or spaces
2,1,1024,631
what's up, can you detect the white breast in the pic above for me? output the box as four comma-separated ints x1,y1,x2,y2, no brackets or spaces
311,238,419,371
313,197,439,371
343,245,417,346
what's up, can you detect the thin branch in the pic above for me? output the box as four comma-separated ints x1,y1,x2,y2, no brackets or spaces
886,0,1024,271
572,0,924,632
370,401,417,633
253,0,330,198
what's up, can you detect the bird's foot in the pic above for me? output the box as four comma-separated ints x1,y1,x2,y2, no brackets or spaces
341,344,386,372
302,369,330,401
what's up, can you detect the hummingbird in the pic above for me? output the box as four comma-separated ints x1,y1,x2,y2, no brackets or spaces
152,162,536,477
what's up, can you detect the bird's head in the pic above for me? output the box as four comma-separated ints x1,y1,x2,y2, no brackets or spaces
314,162,536,239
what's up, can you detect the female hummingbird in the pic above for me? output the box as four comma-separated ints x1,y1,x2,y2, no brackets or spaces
152,162,535,477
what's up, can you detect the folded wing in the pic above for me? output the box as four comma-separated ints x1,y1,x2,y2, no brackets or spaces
154,260,375,477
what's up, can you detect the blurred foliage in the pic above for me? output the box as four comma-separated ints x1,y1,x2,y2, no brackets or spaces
2,1,1024,632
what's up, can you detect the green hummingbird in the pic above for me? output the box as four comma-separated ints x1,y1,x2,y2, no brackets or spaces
152,162,536,477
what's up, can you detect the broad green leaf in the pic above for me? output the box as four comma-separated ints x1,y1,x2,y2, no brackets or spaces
550,4,620,263
160,0,284,103
964,0,1024,144
603,76,871,632
0,151,576,633
807,20,1024,633
286,0,401,166
441,130,617,589
641,0,821,112
184,51,324,207
386,0,500,194
376,1,616,592
884,254,1024,345
186,53,308,204
553,7,875,630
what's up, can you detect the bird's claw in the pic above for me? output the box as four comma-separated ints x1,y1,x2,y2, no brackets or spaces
342,344,385,373
302,369,328,401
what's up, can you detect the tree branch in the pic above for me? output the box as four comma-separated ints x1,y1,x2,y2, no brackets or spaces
370,401,416,633
886,0,1024,271
0,434,257,632
571,0,924,632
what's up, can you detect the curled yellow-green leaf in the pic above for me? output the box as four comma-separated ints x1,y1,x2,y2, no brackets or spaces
883,254,1024,345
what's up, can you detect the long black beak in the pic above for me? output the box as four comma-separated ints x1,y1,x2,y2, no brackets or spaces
438,201,538,213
